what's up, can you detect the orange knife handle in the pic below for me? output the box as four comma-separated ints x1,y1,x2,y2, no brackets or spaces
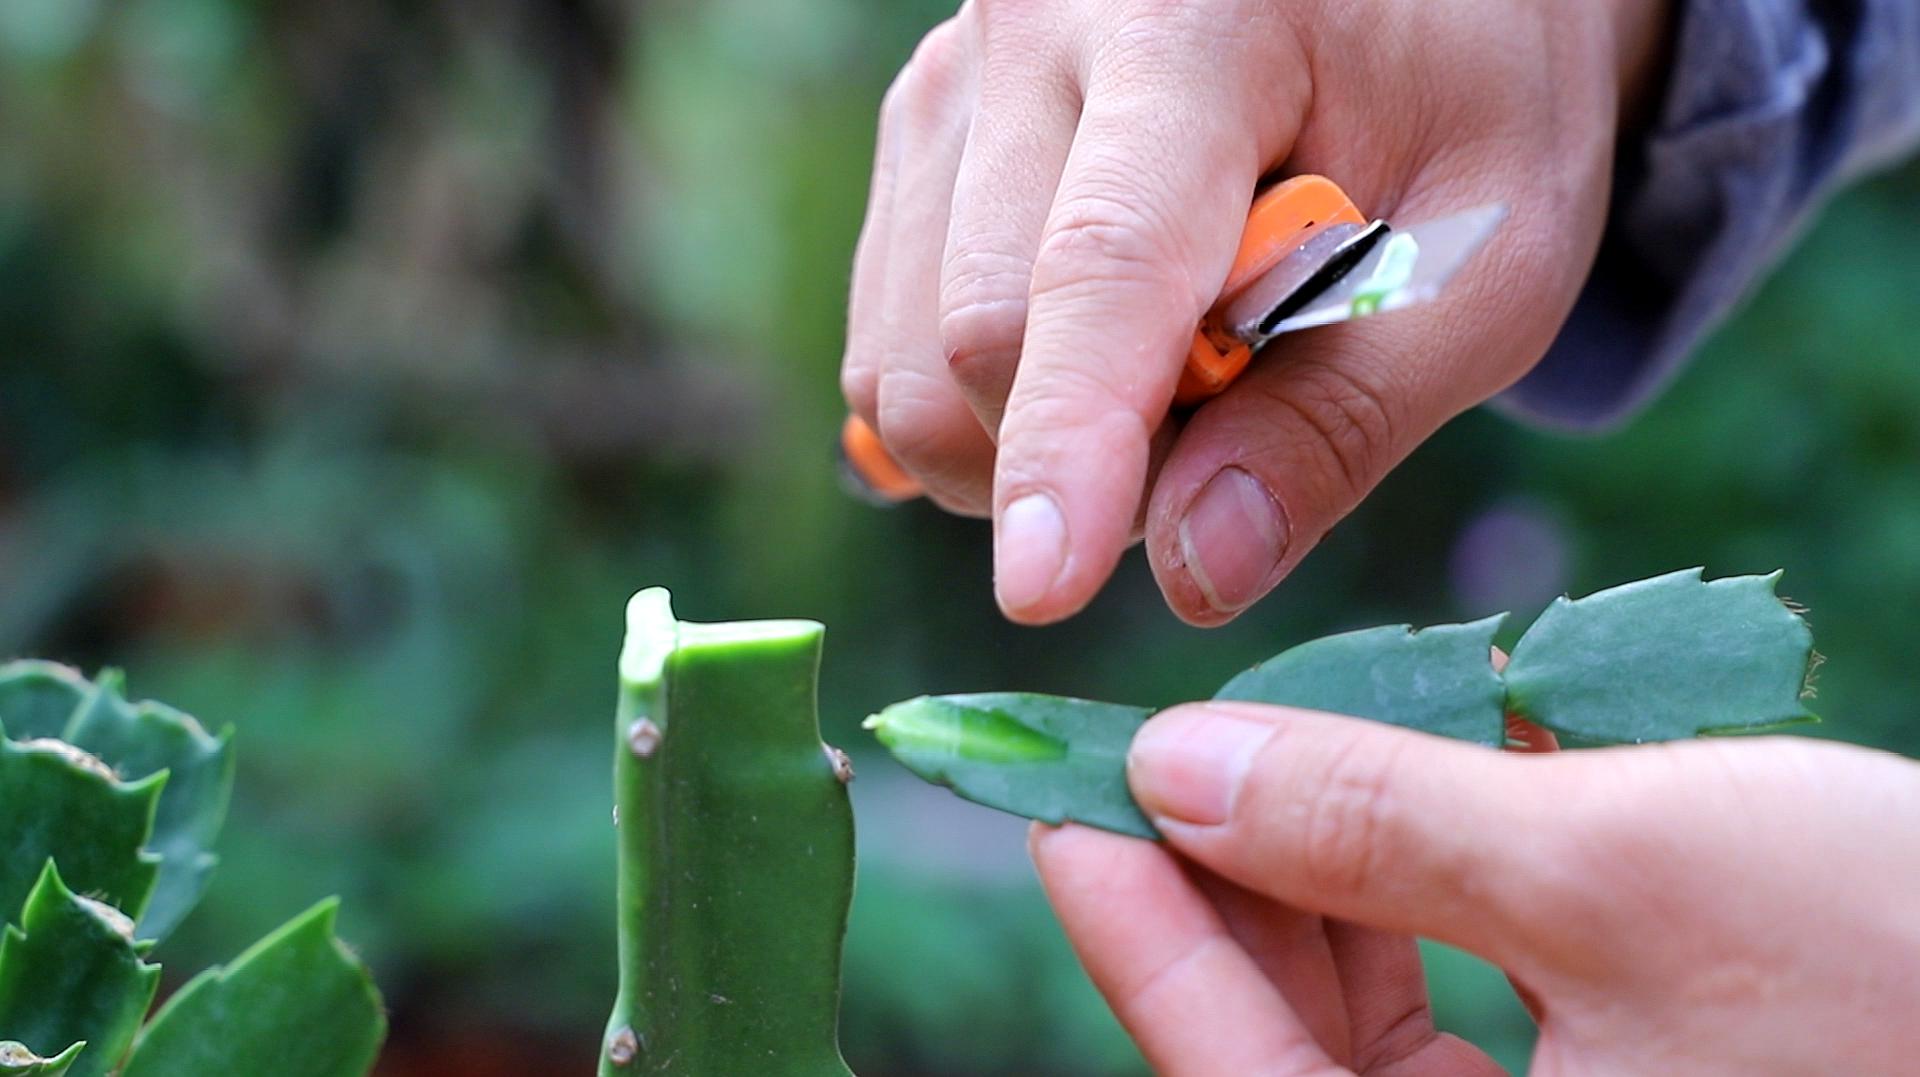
844,174,1365,501
839,414,924,502
1176,175,1364,406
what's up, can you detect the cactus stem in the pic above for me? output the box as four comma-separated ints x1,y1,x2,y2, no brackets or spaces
604,588,853,1076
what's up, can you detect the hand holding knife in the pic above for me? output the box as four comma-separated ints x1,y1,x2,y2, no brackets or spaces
842,174,1507,503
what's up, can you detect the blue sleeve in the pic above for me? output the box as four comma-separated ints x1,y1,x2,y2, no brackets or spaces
1498,0,1920,429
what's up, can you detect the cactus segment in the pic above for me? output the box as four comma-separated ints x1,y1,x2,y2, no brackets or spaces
870,570,1826,838
1215,615,1509,746
604,588,854,1076
1504,569,1818,742
0,737,163,928
864,618,1507,839
0,863,160,1077
0,1040,84,1075
865,694,1155,838
119,900,385,1077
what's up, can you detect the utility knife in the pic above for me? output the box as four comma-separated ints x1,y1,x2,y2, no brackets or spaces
842,174,1508,503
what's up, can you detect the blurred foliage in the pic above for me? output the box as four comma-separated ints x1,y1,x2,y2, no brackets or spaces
2,0,1917,1072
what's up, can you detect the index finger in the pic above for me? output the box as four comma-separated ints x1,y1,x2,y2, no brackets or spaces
990,59,1295,624
1029,823,1344,1076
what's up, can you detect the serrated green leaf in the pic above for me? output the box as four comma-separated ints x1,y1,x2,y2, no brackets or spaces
866,694,1156,839
0,864,159,1077
121,900,385,1077
867,572,1827,840
1503,569,1817,742
0,663,90,742
1214,615,1509,746
60,674,233,941
0,739,162,928
0,1040,84,1075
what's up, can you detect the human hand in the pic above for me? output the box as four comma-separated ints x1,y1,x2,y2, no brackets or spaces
840,0,1669,625
1031,704,1920,1074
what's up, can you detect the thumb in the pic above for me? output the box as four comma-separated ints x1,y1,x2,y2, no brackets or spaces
1143,180,1582,625
1127,701,1595,975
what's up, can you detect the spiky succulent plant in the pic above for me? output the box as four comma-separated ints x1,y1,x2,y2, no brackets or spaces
0,662,385,1076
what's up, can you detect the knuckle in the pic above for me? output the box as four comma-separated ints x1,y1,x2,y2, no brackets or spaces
1095,4,1203,57
1008,363,1151,442
875,369,979,471
840,362,879,419
965,0,1021,30
965,0,1064,55
1261,359,1401,497
1116,934,1219,1018
938,255,1030,380
877,371,953,453
938,300,1026,385
924,481,991,518
1351,999,1437,1073
1032,187,1190,302
885,19,969,127
1291,731,1411,900
875,372,993,513
997,391,1150,498
914,17,967,74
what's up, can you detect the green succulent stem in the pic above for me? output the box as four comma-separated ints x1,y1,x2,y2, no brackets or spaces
604,589,854,1076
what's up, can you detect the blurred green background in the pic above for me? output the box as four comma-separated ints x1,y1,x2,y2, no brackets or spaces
3,0,1917,1072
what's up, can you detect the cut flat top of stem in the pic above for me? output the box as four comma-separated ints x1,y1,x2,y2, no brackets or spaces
620,588,821,687
620,589,679,685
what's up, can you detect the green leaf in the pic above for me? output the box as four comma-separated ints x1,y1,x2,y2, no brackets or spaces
0,1041,84,1075
1503,569,1818,742
0,663,90,742
866,572,1827,840
865,694,1156,839
120,900,385,1077
0,864,159,1077
60,673,234,942
1214,615,1509,746
0,664,232,940
0,738,163,928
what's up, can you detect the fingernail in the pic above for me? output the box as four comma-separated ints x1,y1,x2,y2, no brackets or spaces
1178,467,1286,613
996,491,1067,613
1127,707,1277,827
